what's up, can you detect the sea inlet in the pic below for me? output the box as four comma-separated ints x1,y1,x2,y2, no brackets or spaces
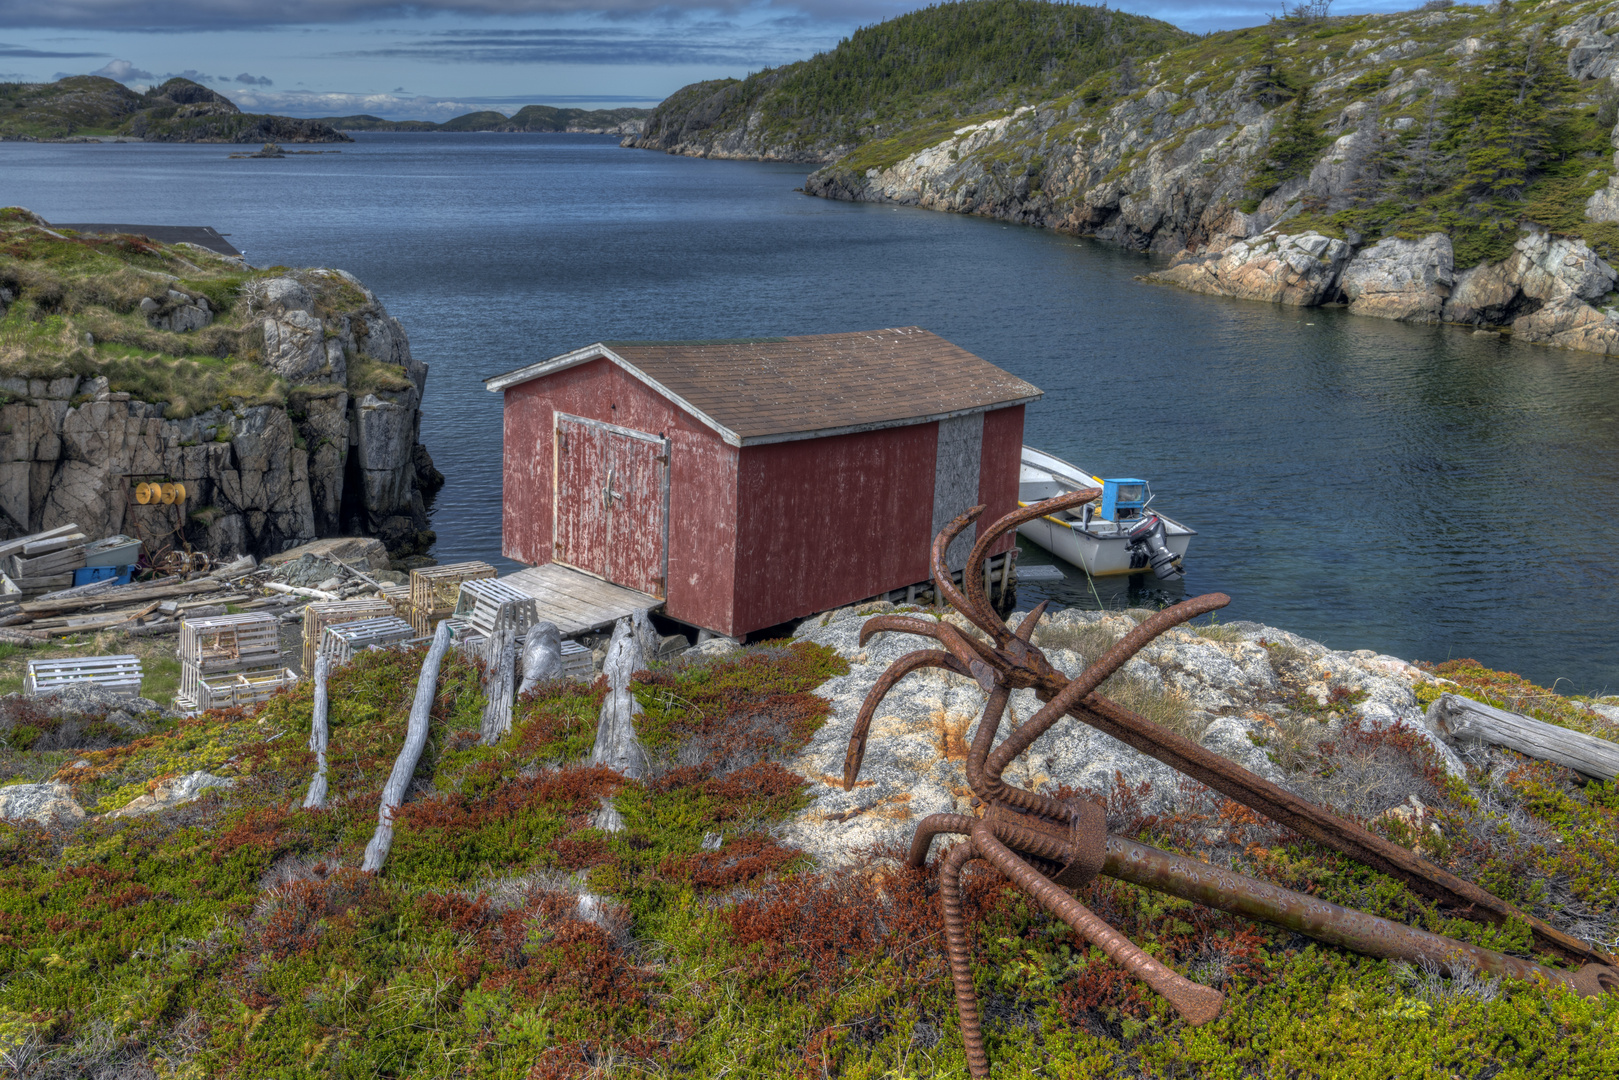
8,132,1617,691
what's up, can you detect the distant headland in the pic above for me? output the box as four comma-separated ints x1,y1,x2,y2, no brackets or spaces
0,76,650,142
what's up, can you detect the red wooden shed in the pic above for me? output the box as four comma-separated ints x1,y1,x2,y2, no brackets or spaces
484,327,1043,639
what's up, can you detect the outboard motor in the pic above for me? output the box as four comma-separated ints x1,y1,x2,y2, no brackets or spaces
1126,514,1183,580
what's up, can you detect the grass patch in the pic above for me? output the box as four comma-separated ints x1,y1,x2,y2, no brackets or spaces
346,354,416,399
0,642,1616,1075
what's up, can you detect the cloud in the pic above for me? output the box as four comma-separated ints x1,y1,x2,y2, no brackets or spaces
235,72,273,85
342,24,824,67
89,57,152,80
0,0,923,32
0,41,105,57
227,87,660,120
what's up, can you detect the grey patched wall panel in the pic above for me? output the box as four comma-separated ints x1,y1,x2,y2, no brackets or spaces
931,412,984,571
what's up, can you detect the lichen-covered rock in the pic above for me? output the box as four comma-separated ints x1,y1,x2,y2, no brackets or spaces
1150,231,1351,306
110,770,235,817
1511,230,1616,304
780,605,1460,867
1339,234,1453,324
0,782,84,826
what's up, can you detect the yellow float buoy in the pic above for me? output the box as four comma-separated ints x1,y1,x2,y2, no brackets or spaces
160,483,176,505
135,482,152,505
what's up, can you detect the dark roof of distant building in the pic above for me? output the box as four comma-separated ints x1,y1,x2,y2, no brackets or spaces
56,224,242,258
485,327,1043,446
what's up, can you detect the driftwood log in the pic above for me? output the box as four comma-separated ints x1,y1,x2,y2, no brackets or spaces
303,653,331,810
1429,692,1619,781
361,621,452,872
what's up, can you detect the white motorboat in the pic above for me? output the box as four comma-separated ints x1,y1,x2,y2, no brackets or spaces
1017,445,1195,579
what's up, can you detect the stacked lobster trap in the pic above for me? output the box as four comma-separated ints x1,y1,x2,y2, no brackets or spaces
176,612,298,710
319,615,416,667
301,599,394,671
405,561,496,636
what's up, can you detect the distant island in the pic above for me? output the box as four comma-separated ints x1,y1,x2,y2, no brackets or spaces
320,105,649,136
0,76,349,143
0,76,649,142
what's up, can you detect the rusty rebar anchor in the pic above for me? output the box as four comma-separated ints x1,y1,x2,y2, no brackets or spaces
845,492,1619,1078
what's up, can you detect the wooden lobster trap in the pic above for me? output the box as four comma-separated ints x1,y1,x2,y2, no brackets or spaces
301,599,393,671
410,561,496,614
453,578,541,639
320,615,415,667
179,665,300,710
178,613,281,673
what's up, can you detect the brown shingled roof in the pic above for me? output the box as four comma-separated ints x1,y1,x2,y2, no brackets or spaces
485,327,1043,446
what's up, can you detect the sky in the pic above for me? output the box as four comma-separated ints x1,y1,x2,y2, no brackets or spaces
0,0,1429,120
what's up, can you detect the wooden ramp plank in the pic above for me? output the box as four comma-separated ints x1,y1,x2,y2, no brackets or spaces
500,564,661,637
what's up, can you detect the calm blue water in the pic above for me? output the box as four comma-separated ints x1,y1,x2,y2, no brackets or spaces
6,133,1618,691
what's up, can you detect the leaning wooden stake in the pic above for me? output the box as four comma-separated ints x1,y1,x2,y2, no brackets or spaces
361,622,452,873
302,653,331,809
1429,692,1619,781
480,625,517,745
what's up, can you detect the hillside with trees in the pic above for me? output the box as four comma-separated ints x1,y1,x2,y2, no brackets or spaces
626,0,1195,161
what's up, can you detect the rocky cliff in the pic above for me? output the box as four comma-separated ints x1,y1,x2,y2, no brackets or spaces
0,208,438,560
785,2,1619,359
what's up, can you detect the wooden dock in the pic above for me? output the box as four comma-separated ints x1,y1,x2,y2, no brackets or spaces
500,564,661,637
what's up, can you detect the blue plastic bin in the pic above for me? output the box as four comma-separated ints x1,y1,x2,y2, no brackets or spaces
73,564,134,587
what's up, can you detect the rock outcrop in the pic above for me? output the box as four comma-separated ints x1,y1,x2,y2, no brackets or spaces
0,256,439,559
1338,234,1454,324
1149,231,1352,306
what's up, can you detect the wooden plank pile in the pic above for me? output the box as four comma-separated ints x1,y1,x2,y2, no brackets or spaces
26,654,144,698
2,524,89,594
0,574,236,641
406,561,496,635
177,612,297,710
320,615,415,667
300,599,394,670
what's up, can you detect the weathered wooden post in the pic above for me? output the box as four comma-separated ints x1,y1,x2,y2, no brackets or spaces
480,625,518,745
302,652,330,810
590,616,650,779
361,621,452,873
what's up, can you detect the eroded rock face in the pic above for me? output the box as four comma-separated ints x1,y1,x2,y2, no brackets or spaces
782,606,1457,868
262,310,328,380
1339,234,1453,324
1149,231,1352,306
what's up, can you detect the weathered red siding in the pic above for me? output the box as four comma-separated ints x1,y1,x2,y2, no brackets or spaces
500,358,739,634
977,404,1025,557
730,424,939,636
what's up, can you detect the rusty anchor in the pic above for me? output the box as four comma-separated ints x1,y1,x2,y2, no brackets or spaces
843,491,1619,1077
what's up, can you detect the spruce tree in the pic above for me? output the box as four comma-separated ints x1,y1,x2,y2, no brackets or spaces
1443,24,1569,202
